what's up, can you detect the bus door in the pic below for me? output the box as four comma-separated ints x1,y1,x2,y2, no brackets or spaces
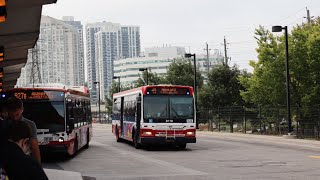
120,97,124,135
136,94,141,136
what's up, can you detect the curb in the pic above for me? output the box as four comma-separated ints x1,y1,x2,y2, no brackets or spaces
197,130,320,148
44,169,83,180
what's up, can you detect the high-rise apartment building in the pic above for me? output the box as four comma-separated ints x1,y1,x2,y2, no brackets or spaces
95,25,122,101
121,26,140,58
86,22,140,103
16,16,84,87
63,16,85,86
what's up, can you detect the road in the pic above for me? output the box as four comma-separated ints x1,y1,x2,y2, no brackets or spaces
43,124,320,180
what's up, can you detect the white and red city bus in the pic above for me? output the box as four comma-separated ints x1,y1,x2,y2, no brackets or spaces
1,85,93,156
112,85,196,149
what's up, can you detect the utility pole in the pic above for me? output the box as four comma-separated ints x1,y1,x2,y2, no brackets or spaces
306,7,311,23
204,42,211,78
305,7,314,23
224,36,228,66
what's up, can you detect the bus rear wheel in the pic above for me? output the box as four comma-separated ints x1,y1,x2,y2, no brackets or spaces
84,130,90,149
73,135,78,156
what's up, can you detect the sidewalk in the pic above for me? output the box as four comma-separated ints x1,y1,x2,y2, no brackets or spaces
44,169,83,180
197,130,320,150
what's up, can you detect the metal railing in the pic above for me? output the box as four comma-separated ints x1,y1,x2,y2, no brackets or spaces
198,105,320,140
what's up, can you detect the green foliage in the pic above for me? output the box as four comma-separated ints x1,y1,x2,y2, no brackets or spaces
199,65,247,109
164,58,204,88
239,26,287,107
241,19,320,109
239,18,320,127
135,70,166,87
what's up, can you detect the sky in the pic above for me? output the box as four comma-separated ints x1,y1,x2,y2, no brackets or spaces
42,0,320,73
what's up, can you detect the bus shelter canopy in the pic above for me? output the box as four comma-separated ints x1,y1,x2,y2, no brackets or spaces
0,0,57,89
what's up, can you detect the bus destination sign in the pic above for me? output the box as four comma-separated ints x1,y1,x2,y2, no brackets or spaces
12,91,65,101
147,87,190,95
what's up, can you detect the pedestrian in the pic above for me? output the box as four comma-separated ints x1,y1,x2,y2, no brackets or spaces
0,100,9,180
0,100,7,121
0,121,48,180
0,100,9,144
6,97,41,163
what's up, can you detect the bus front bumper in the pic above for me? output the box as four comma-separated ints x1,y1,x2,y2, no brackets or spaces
40,144,67,153
140,137,196,144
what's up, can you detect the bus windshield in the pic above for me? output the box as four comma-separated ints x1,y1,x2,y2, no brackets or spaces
23,101,65,133
170,96,193,119
143,96,193,122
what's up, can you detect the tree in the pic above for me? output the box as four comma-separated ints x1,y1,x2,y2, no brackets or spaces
135,69,165,87
241,21,320,108
199,64,246,109
239,26,287,107
240,19,320,130
164,58,204,88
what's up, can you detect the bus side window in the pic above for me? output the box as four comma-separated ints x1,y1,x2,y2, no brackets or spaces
132,100,137,122
82,100,86,126
67,101,75,132
136,94,141,124
79,100,84,126
125,101,130,121
86,100,92,123
73,100,78,128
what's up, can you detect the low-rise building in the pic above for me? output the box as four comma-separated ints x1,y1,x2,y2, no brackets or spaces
114,47,224,86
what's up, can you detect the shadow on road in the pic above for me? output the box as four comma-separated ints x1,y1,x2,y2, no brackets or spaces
41,146,88,170
118,139,192,152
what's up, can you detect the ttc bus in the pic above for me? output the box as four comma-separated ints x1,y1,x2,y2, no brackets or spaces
1,85,93,156
112,85,196,149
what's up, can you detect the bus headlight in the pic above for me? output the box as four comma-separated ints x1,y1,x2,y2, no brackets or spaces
58,137,64,142
186,132,194,136
143,131,152,136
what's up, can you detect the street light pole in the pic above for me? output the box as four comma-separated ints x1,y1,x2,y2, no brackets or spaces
193,55,197,121
94,81,101,123
113,76,121,92
272,25,292,134
146,70,149,85
139,68,149,85
118,77,120,92
185,53,198,129
284,26,292,134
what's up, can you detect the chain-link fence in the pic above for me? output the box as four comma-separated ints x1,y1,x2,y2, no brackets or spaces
198,105,320,140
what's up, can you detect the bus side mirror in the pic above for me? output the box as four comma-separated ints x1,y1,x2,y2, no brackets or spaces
136,96,141,102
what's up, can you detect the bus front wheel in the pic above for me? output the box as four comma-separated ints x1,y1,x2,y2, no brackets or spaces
177,143,186,149
133,129,141,149
116,126,122,142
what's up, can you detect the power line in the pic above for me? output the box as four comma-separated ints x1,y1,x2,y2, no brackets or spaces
278,7,306,22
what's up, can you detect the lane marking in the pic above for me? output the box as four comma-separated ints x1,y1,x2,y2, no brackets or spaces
309,156,320,159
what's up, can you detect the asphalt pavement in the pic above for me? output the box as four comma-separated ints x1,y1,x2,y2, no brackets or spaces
43,124,320,180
